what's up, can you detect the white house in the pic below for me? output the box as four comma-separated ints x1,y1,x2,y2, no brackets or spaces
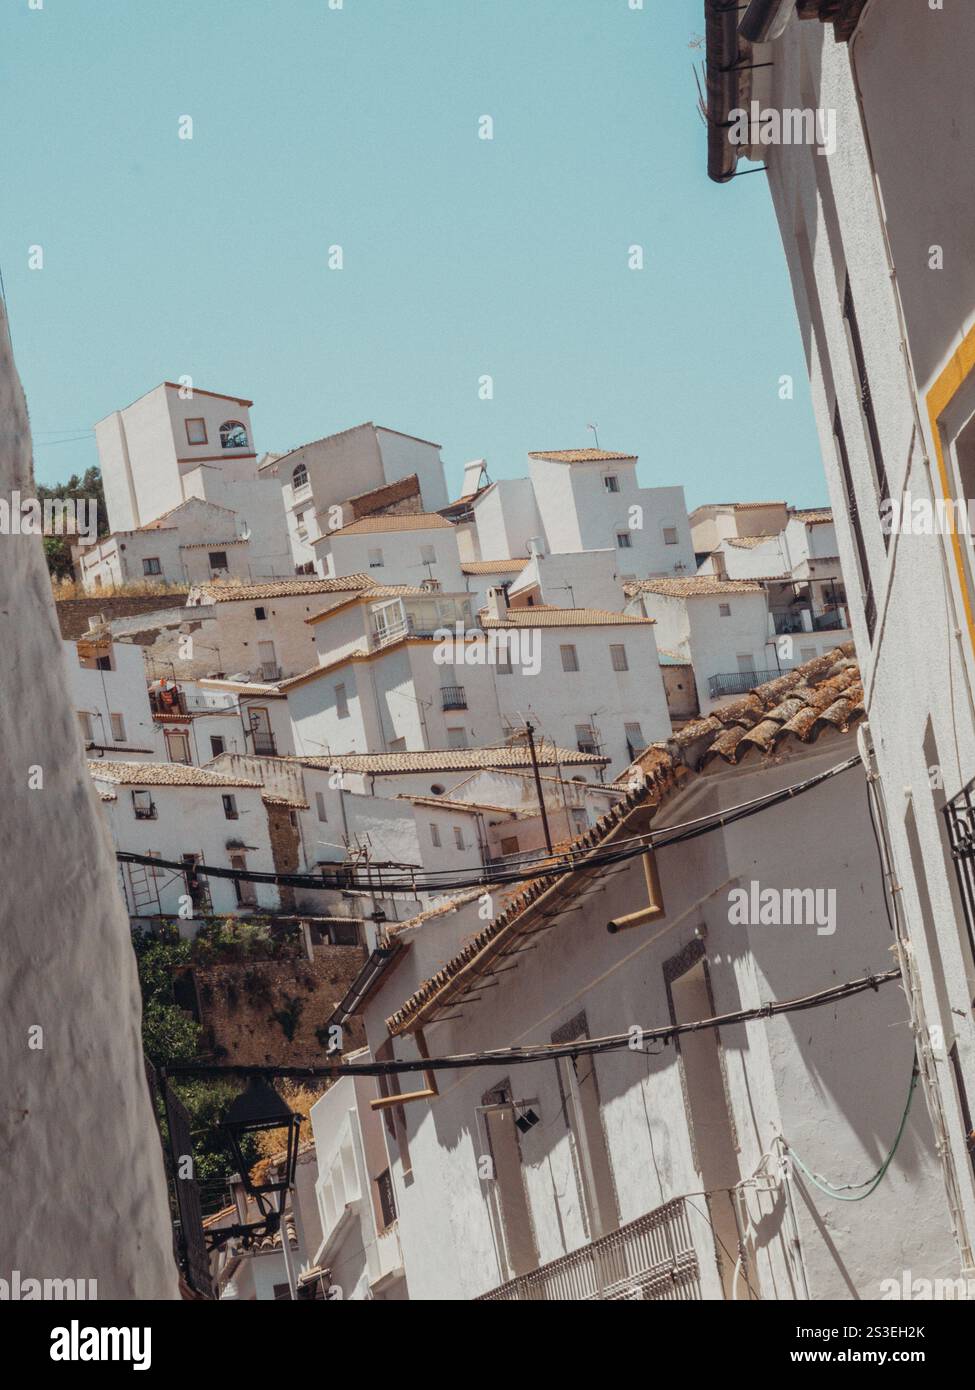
78,498,259,592
90,760,282,919
316,512,465,592
352,651,958,1301
478,591,670,776
65,636,161,758
705,0,975,1273
258,423,450,573
309,1063,408,1299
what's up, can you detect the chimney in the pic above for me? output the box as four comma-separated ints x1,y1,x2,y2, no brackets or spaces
486,585,509,621
527,536,544,559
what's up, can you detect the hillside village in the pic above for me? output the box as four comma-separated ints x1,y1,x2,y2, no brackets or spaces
56,374,958,1303
9,0,975,1323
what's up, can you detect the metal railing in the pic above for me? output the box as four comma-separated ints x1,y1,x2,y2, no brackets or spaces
708,669,781,699
943,775,975,975
440,685,467,710
476,1197,703,1302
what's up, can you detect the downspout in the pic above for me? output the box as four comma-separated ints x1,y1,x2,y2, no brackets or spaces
739,0,794,45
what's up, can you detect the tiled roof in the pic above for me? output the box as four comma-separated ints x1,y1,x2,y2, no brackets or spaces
480,606,653,628
262,792,310,809
346,473,421,518
385,645,862,1036
190,576,374,603
138,498,235,529
88,760,263,788
460,558,530,575
734,501,787,511
400,794,532,817
387,889,487,938
793,509,833,524
623,577,764,598
281,746,608,774
726,535,777,550
196,678,286,697
325,512,454,537
179,538,249,549
528,449,637,463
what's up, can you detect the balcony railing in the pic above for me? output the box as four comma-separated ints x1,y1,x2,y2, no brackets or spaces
943,775,975,977
150,689,188,717
708,669,781,699
252,733,277,756
476,1197,705,1302
440,685,467,711
260,663,282,682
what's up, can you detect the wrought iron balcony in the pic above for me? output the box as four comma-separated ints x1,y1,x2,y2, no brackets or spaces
440,685,468,710
252,734,277,756
476,1197,707,1302
708,669,781,699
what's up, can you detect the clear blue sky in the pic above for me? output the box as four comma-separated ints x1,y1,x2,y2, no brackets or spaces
2,0,827,507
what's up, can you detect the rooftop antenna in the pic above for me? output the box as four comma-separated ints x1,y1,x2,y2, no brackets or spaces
587,423,600,449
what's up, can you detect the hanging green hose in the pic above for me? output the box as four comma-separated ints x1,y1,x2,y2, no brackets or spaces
782,1062,919,1202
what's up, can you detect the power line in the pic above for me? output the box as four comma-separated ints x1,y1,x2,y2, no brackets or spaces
163,967,900,1081
116,752,861,898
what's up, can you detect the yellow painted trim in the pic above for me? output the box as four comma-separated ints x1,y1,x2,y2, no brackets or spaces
926,323,975,660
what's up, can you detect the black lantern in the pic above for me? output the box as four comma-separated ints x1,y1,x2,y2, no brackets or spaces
223,1077,302,1202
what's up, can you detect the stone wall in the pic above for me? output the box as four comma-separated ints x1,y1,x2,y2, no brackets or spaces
193,946,367,1065
55,592,188,640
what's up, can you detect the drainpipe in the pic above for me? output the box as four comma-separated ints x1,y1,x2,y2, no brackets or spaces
705,0,748,183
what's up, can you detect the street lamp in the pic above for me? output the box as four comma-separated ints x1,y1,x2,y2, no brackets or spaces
205,1078,302,1251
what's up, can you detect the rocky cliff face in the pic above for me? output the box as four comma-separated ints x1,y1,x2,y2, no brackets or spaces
0,301,178,1299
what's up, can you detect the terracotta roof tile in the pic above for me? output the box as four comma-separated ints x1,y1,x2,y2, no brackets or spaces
88,760,263,788
460,558,530,574
190,576,374,603
624,577,764,598
481,606,653,628
280,746,607,774
324,512,454,537
528,449,637,463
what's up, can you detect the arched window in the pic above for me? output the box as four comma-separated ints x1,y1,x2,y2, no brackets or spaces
219,420,249,449
292,461,309,491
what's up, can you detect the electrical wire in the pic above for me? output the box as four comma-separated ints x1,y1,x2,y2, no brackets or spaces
162,966,900,1081
781,1062,918,1202
116,752,862,898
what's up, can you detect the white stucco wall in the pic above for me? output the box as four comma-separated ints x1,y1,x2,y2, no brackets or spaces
2,301,178,1297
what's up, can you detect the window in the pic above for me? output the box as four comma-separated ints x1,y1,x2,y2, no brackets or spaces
603,475,620,493
315,791,328,823
576,723,597,755
210,735,226,757
184,418,207,445
109,712,126,742
447,727,467,749
208,551,229,571
257,642,279,682
254,606,267,620
552,1014,619,1240
335,683,349,719
662,526,678,546
230,852,256,906
560,644,579,673
95,654,112,671
132,790,156,820
420,544,437,565
616,532,632,549
368,547,385,569
143,557,161,576
222,794,239,820
165,730,191,764
624,722,644,759
500,834,520,857
430,822,442,848
454,826,466,851
843,272,890,544
219,420,249,450
292,461,309,492
77,711,93,742
376,1168,397,1229
718,603,731,617
833,402,876,641
610,644,628,672
736,654,756,674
